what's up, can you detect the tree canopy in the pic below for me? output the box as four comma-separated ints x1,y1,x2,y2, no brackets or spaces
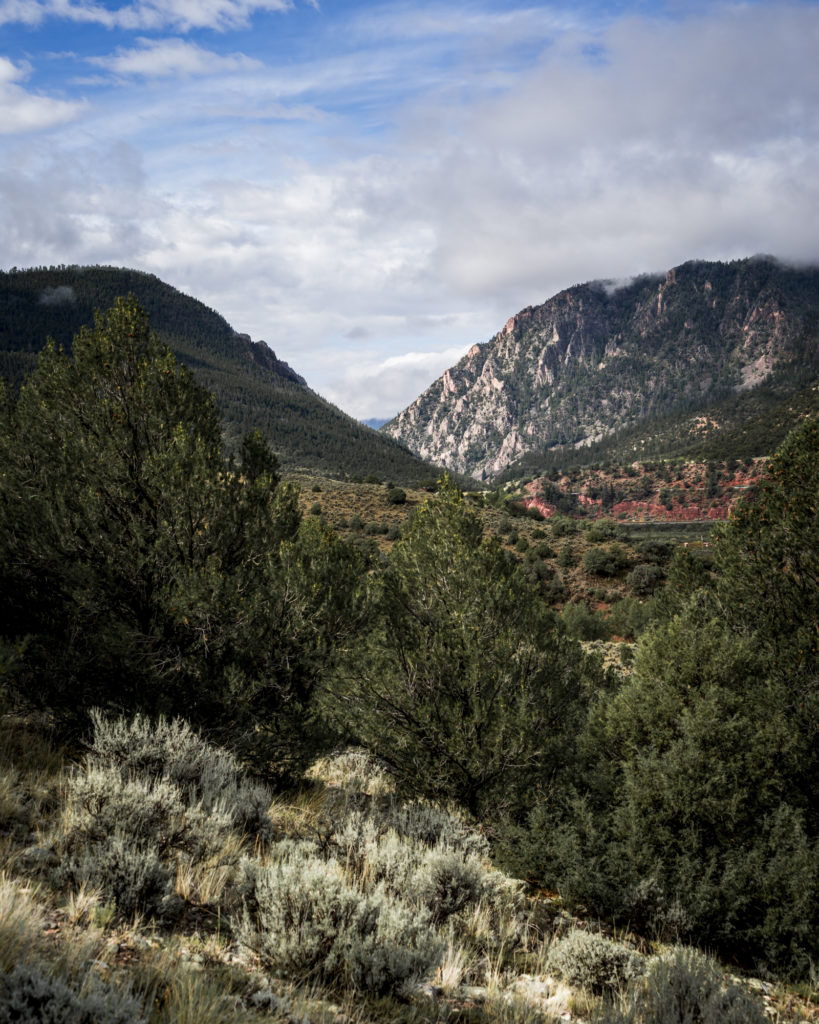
324,482,597,817
0,296,363,778
506,418,819,976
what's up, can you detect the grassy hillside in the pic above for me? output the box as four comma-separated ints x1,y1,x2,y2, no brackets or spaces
292,461,760,643
0,265,446,484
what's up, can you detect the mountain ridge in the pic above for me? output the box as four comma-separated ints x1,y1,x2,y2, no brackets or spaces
0,265,448,484
383,256,819,479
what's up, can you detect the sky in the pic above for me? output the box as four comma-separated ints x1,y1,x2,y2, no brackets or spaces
2,0,818,419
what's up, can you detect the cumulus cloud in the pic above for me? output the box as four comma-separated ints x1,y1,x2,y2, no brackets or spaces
0,57,85,134
2,1,818,417
87,38,263,78
0,139,159,265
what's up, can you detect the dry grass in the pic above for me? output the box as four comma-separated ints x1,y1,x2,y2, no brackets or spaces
0,874,45,972
0,713,812,1024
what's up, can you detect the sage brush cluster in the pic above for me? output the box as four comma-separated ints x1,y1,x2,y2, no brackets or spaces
599,947,768,1024
546,929,644,995
237,747,520,994
58,711,273,922
0,963,145,1024
237,852,441,995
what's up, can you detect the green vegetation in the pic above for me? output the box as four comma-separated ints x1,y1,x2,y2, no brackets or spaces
0,298,816,1019
323,482,599,818
0,297,363,779
501,418,819,979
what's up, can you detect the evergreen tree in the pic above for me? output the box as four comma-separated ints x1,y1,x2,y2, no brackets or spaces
0,297,362,777
324,482,594,818
510,420,819,975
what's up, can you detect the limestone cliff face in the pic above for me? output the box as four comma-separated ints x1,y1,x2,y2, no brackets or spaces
383,257,819,480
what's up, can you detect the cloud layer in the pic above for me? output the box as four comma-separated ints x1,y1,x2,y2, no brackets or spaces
1,1,818,417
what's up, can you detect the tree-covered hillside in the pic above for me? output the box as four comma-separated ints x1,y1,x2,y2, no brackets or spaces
0,265,446,483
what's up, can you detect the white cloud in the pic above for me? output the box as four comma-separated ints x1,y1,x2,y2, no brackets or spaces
0,57,85,134
321,344,474,419
0,0,292,32
88,38,263,78
2,2,818,418
0,0,46,26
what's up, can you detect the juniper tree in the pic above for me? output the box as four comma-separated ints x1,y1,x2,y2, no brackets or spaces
512,420,819,976
324,481,595,818
0,297,362,776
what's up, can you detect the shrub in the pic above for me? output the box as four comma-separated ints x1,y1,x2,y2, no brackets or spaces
603,947,767,1024
560,601,610,641
557,547,576,569
385,524,402,541
534,542,556,559
85,710,272,838
311,482,322,492
546,929,644,995
348,514,363,532
238,854,441,993
58,832,179,923
607,596,657,639
0,964,146,1024
542,576,568,603
385,801,488,857
64,765,236,863
363,830,488,922
635,539,673,563
626,563,664,596
586,519,621,543
582,544,629,577
309,502,322,516
385,487,406,505
515,537,529,553
364,521,381,535
309,748,393,822
411,848,485,924
526,560,553,584
551,516,577,537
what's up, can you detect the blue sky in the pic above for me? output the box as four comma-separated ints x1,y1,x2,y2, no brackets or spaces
2,0,818,418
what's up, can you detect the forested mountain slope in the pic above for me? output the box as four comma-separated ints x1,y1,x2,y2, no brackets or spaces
0,266,442,482
384,257,819,479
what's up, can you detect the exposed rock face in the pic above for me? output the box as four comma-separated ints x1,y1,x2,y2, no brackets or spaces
232,332,307,386
383,257,819,479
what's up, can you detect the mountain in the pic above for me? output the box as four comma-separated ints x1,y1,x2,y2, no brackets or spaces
383,257,819,480
0,265,444,483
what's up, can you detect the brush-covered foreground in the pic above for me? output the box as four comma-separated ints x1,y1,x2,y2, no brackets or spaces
1,712,812,1024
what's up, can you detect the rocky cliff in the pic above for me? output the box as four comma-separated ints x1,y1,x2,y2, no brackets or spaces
383,257,819,479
